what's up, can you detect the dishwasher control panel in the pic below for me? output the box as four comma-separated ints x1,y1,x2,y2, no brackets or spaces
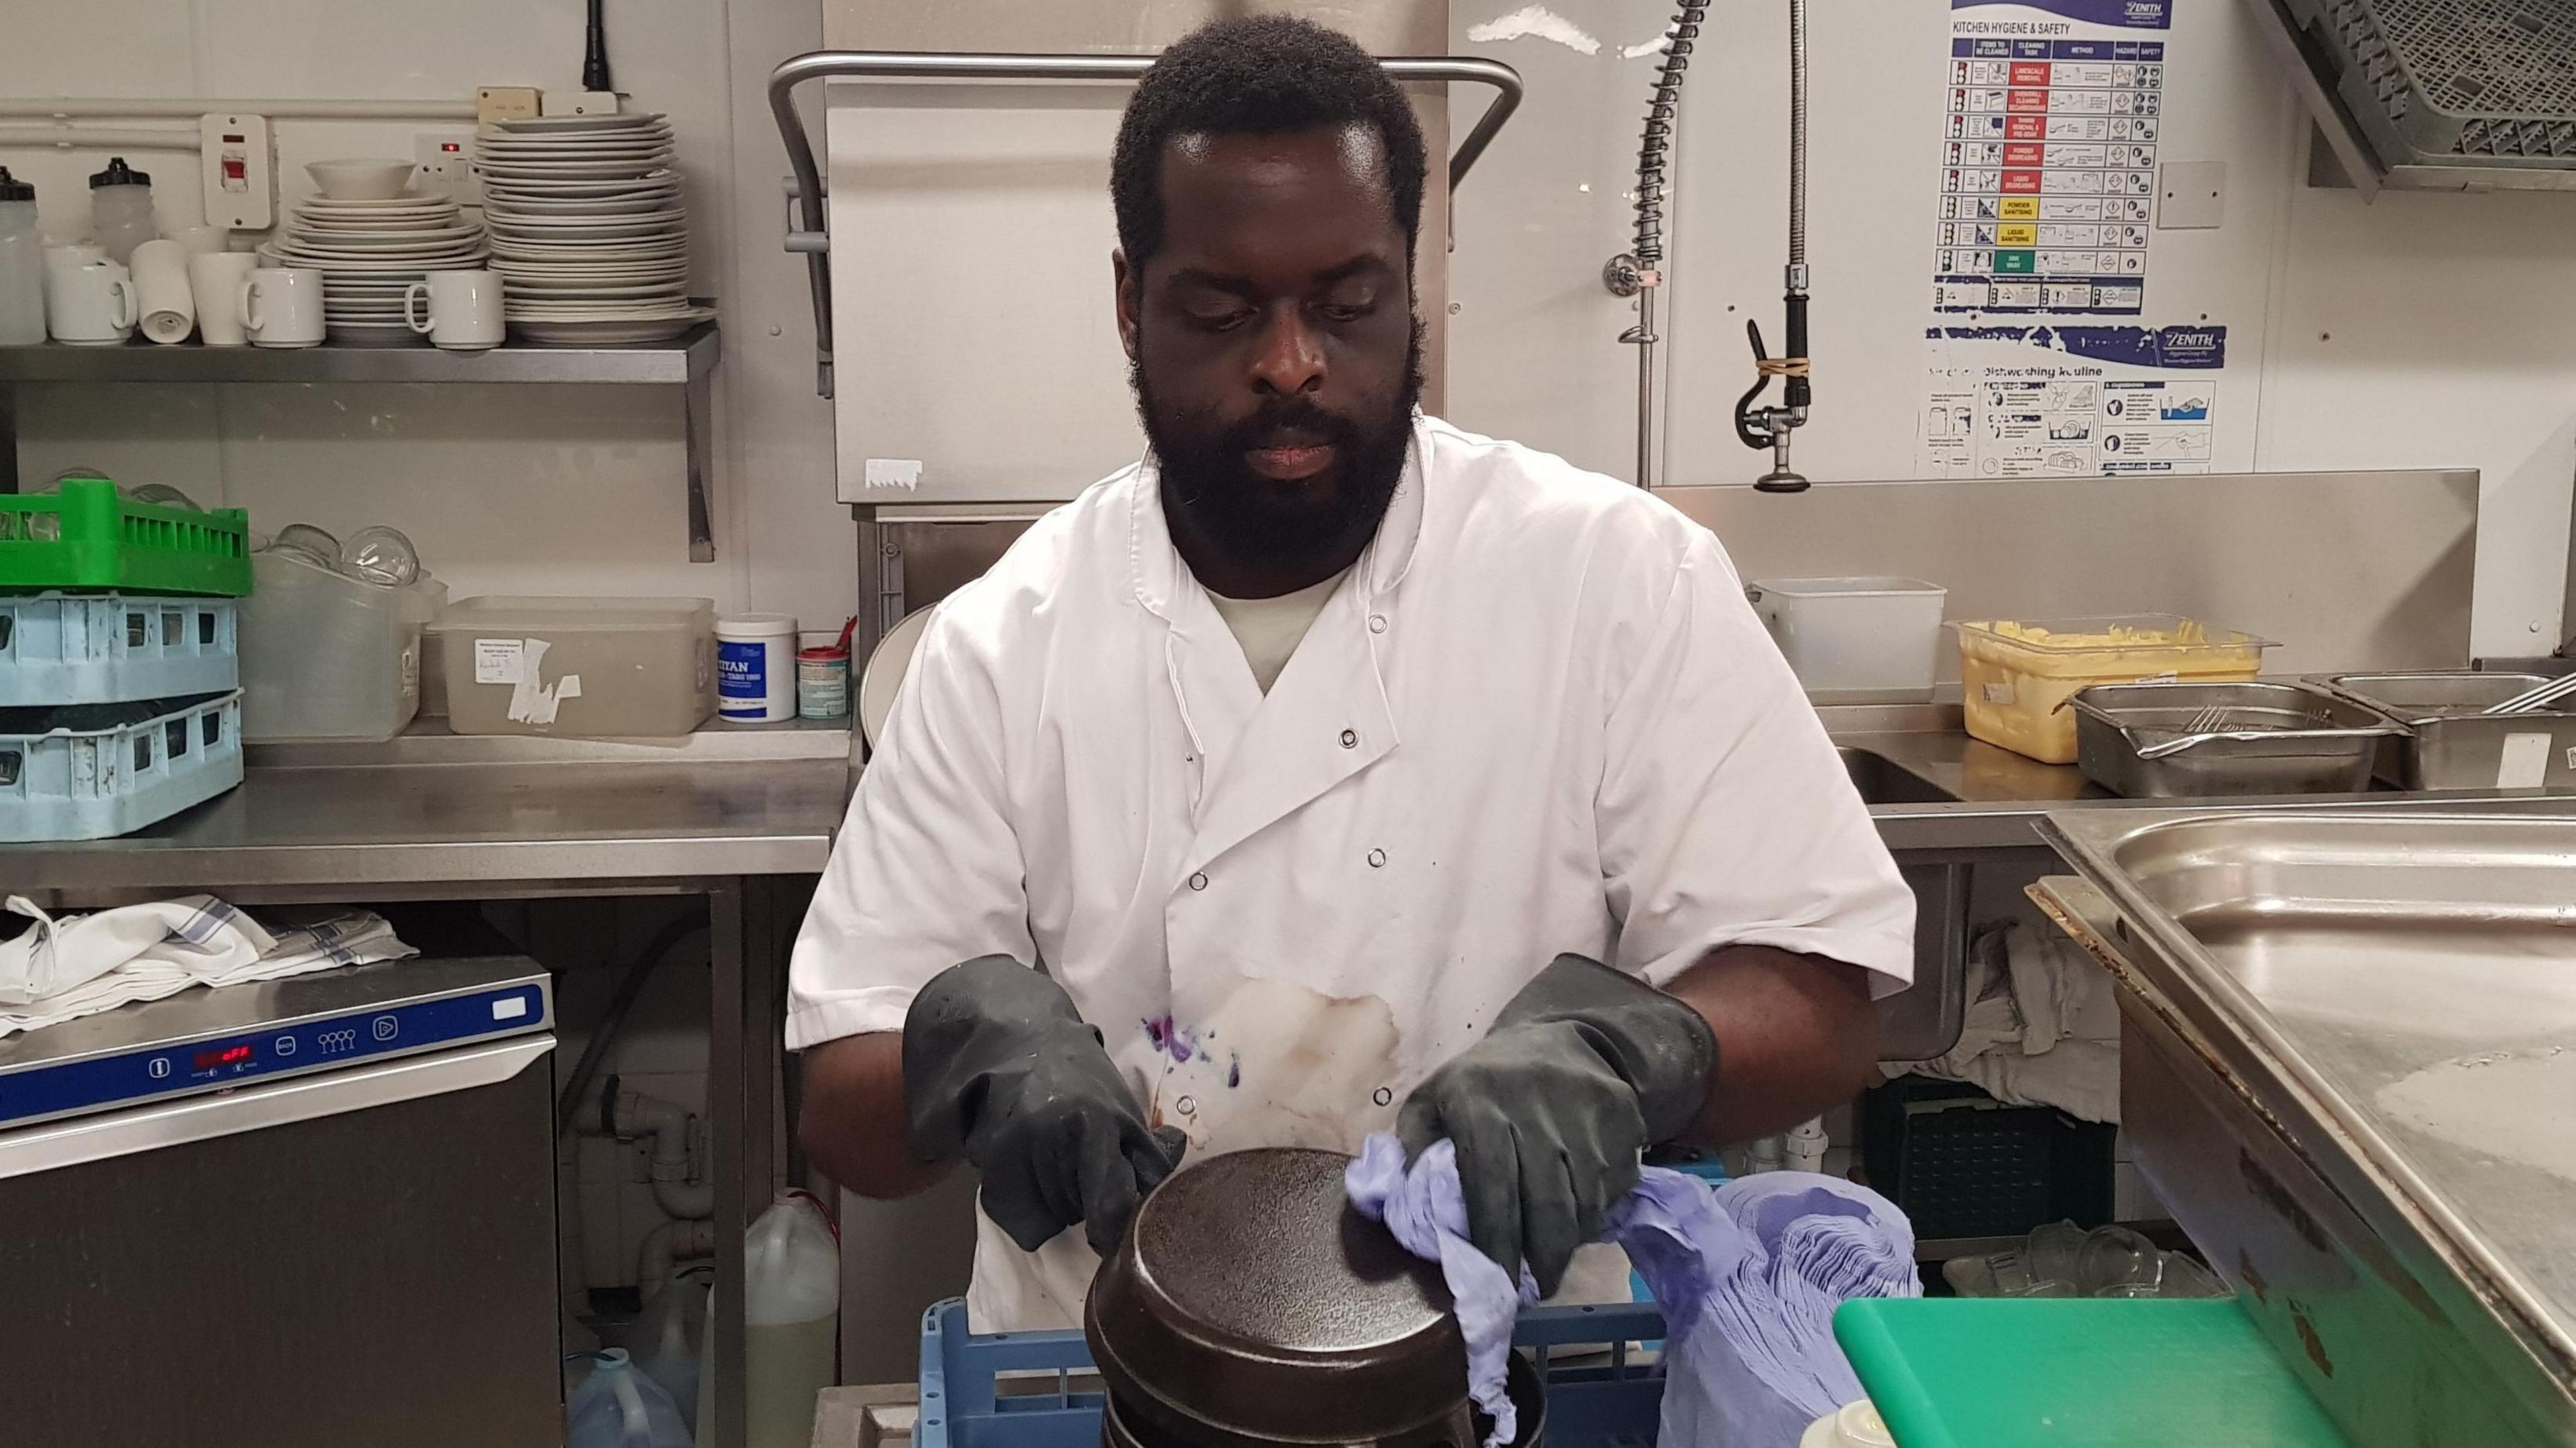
0,969,549,1130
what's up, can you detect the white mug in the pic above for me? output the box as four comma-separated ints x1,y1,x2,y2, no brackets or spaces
402,268,504,350
240,267,325,348
130,239,195,344
43,260,137,345
42,243,107,284
189,251,259,346
168,225,229,256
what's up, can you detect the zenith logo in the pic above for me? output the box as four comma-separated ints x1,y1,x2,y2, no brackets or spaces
2166,331,2218,348
2127,1,2165,17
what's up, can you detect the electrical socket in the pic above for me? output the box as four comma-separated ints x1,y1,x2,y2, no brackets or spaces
542,90,623,117
415,129,479,204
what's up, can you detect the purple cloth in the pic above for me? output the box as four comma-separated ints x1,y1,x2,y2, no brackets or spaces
1344,1137,1534,1445
1346,1133,1920,1448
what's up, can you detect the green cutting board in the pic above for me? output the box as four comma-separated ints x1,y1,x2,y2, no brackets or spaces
1835,1298,2353,1447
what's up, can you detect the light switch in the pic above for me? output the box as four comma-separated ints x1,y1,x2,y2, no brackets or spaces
198,113,274,229
2157,161,2225,229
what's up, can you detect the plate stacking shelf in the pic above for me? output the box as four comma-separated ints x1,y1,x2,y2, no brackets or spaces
0,323,722,559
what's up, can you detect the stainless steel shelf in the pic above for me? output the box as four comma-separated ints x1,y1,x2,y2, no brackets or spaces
0,322,717,384
0,323,724,560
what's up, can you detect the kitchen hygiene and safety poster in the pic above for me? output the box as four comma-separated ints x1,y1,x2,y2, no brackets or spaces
1935,0,2171,318
1919,325,2222,478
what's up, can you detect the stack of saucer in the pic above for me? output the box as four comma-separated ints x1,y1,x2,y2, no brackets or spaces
476,112,712,344
261,193,489,347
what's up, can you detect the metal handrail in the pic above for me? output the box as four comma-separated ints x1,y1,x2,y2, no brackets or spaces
765,50,1524,398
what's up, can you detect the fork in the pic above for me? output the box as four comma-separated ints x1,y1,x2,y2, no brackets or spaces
2180,704,2231,735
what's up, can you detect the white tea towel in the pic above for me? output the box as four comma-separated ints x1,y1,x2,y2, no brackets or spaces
1882,916,2121,1123
0,895,273,1005
0,897,416,1038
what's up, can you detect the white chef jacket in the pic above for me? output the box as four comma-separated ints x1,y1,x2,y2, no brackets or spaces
788,414,1915,1330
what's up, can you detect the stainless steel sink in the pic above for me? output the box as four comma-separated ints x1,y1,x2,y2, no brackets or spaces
1837,746,1958,805
1829,750,1968,1060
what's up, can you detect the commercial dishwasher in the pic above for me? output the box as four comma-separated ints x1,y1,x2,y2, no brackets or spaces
0,955,562,1447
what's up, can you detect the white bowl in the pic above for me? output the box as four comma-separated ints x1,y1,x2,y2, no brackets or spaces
306,159,418,201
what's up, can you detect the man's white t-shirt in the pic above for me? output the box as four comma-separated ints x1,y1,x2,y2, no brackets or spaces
1208,570,1349,694
789,415,1915,1330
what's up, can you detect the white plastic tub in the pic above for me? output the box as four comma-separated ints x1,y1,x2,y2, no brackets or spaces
428,596,715,738
1745,577,1948,698
239,550,442,742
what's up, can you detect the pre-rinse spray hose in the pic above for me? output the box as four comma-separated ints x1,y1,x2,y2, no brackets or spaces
1619,4,1709,491
1737,0,1814,492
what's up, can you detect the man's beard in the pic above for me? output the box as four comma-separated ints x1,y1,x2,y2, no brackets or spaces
1135,319,1425,568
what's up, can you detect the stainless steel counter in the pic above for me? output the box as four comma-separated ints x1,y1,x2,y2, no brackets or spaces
0,722,851,901
1817,704,2576,852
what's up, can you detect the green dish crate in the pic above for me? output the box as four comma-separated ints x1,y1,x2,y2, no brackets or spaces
0,479,252,598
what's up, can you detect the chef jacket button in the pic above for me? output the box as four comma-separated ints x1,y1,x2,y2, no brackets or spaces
1176,1096,1196,1117
1188,872,1208,891
1368,614,1387,634
1339,729,1358,748
1366,848,1387,868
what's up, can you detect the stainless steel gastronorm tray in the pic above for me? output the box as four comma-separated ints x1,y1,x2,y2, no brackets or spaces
2044,808,2576,1447
2312,671,2576,791
2065,680,2396,797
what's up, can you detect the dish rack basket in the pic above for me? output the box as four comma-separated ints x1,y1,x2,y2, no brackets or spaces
0,692,244,842
915,1299,1670,1448
2287,0,2576,166
0,593,240,708
0,479,253,597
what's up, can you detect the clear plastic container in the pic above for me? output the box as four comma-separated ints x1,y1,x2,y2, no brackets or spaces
1955,614,2273,765
428,596,714,738
1746,577,1948,698
239,550,439,742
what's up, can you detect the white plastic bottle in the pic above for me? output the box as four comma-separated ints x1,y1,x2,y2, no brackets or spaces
743,1190,839,1448
88,158,157,267
0,169,42,346
566,1348,694,1448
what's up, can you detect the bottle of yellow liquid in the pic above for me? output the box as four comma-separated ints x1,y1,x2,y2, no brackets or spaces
743,1190,840,1448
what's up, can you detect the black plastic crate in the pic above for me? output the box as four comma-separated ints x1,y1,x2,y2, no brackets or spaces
1862,1075,2115,1243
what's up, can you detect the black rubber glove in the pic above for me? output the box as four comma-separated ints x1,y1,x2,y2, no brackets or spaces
1397,954,1718,1296
903,955,1187,1256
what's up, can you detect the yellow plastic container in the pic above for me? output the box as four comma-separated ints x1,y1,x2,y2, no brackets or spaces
1955,614,2273,765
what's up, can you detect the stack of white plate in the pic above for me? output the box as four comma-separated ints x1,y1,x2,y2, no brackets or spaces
260,194,490,347
476,112,712,345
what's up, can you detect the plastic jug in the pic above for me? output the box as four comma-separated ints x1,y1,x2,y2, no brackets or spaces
566,1348,693,1448
743,1190,839,1448
631,1263,711,1428
0,168,42,346
89,158,156,266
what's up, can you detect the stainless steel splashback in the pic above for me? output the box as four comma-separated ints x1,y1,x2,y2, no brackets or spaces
822,0,1450,506
1667,467,2480,677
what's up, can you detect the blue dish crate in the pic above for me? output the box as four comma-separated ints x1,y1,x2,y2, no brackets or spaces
916,1299,1669,1448
0,592,240,707
0,691,244,842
